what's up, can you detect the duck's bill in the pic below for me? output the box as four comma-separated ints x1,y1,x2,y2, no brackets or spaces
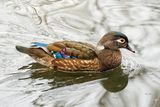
126,45,135,53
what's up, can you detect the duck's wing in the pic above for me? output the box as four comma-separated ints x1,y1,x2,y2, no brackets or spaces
47,41,101,71
47,41,98,60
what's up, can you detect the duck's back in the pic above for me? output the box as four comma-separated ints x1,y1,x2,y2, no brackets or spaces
47,41,98,59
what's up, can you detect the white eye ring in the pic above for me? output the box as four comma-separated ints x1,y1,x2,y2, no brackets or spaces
117,38,125,43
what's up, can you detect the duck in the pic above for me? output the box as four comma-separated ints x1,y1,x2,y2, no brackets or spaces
16,31,135,72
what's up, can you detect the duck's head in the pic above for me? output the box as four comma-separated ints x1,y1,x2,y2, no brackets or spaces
98,31,135,53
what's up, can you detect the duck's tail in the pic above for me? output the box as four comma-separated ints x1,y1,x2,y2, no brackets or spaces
16,45,29,54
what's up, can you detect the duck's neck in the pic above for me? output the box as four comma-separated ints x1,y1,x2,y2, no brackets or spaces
98,48,122,71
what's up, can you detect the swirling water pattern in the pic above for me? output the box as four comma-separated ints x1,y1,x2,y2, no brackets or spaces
0,0,160,107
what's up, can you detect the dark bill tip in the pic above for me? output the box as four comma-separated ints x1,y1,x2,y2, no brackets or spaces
126,45,135,53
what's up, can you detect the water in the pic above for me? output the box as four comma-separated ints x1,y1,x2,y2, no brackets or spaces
0,0,160,107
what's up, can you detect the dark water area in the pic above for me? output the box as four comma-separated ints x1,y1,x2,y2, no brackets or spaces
0,0,160,107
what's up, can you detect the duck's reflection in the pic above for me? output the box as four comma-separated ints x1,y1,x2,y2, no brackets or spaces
19,63,129,92
100,67,128,92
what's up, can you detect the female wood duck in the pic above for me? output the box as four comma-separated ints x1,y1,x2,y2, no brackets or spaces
16,31,135,72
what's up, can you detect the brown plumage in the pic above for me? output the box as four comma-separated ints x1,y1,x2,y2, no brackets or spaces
53,58,100,72
16,31,135,73
47,41,97,59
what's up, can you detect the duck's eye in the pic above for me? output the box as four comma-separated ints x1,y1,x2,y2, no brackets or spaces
117,38,125,43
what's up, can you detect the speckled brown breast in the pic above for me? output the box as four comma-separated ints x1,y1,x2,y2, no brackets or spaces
97,49,122,71
52,58,101,72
